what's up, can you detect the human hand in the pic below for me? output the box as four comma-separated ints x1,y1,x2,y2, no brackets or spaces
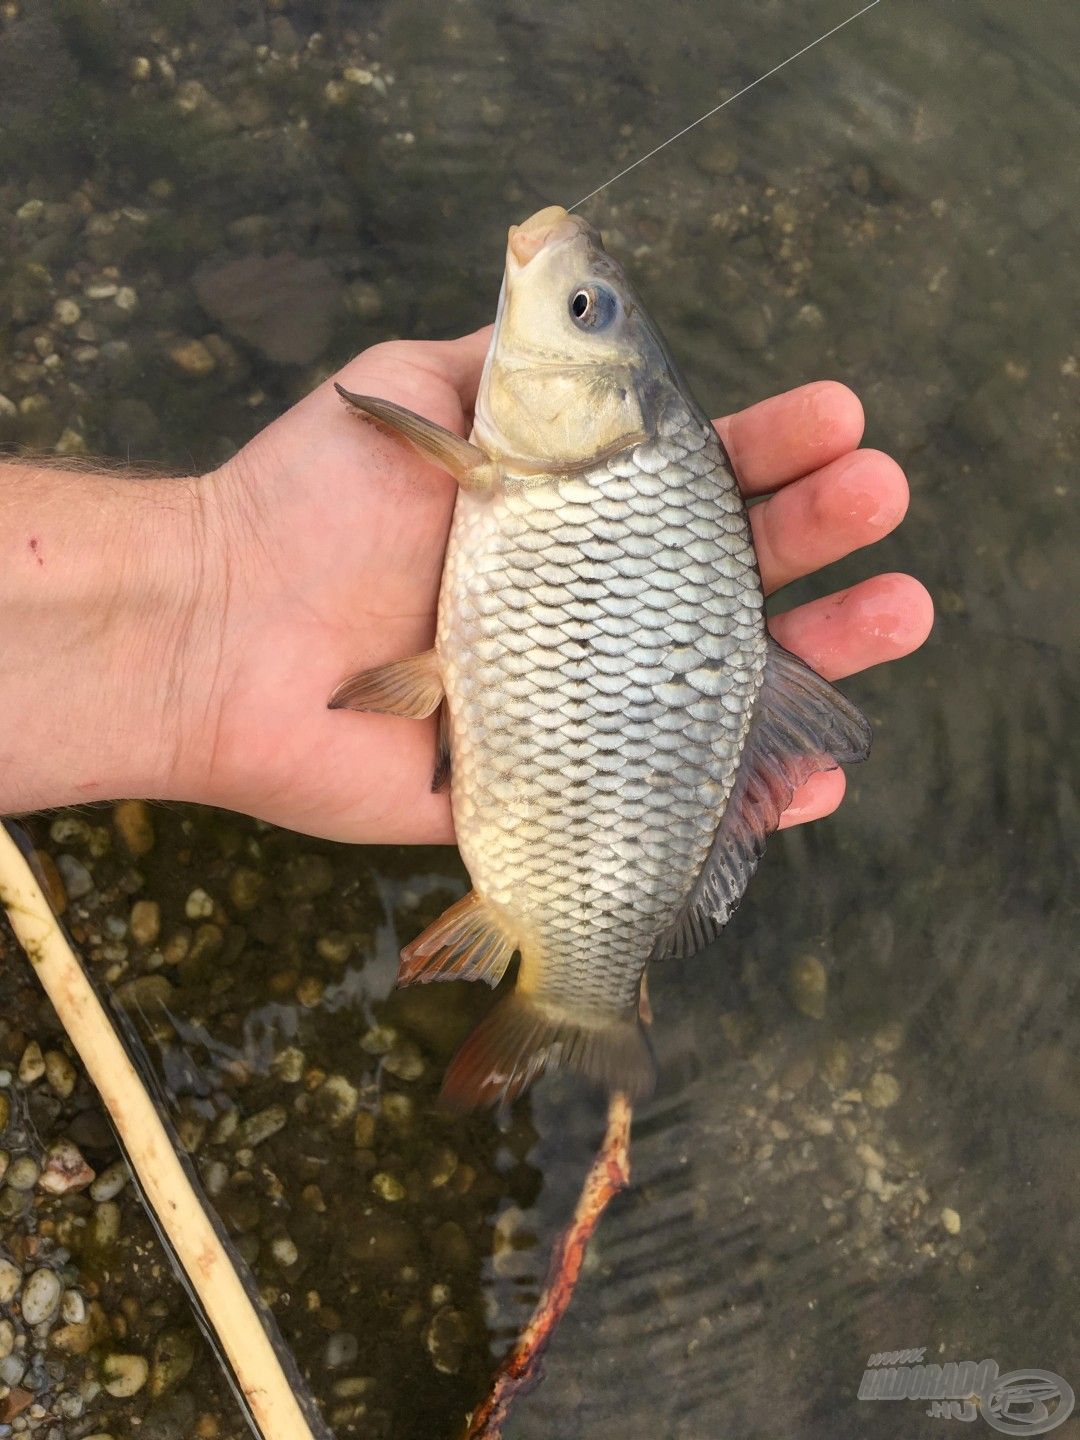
194,328,933,843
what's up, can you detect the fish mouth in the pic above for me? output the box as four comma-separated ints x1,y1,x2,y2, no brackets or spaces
506,206,592,268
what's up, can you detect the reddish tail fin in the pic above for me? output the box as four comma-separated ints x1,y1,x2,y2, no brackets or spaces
440,991,655,1111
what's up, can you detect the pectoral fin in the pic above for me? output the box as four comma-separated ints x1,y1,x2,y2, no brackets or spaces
334,385,495,491
328,648,443,717
654,638,872,960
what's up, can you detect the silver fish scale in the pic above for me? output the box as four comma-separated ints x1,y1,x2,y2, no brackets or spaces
439,396,767,1017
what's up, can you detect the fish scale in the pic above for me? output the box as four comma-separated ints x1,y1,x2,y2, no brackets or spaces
439,392,767,1017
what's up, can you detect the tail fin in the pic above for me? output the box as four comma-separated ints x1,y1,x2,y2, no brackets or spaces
440,991,656,1111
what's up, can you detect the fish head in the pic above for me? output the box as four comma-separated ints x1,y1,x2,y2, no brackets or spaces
474,206,679,473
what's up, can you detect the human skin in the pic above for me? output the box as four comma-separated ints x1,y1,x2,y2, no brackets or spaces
0,326,933,843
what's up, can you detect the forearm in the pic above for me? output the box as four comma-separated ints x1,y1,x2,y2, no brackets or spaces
0,460,224,815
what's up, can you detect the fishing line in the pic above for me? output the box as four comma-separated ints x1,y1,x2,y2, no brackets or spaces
568,0,883,211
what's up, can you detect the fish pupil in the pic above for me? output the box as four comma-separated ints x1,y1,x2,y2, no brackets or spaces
571,289,591,319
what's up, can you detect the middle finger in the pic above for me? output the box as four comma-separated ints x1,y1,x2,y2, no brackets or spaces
750,448,909,596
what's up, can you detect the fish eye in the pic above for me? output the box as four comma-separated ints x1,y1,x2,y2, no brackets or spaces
568,283,618,331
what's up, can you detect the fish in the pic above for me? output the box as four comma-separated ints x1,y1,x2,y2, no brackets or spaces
329,205,872,1110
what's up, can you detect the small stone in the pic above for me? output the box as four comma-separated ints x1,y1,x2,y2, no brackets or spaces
114,285,138,313
295,975,324,1008
175,79,211,113
102,1352,149,1397
129,55,152,80
150,1329,196,1397
93,1200,121,1247
50,817,90,846
270,1046,305,1084
940,1206,961,1235
114,799,155,856
185,888,215,920
89,1159,130,1202
380,1093,413,1127
353,1111,376,1149
271,1236,299,1269
21,1267,63,1325
168,338,216,377
277,854,334,901
696,138,738,176
0,1259,21,1304
0,1092,8,1131
371,1172,405,1203
56,854,93,901
61,1289,87,1324
53,298,81,326
0,1150,7,1184
129,900,161,946
316,932,353,965
44,1049,77,1098
323,1332,358,1369
5,1155,39,1191
38,1138,95,1194
18,1041,45,1084
234,1105,287,1148
787,954,827,1019
424,1307,470,1375
51,1320,95,1354
383,1041,424,1082
313,1075,358,1127
865,1071,901,1109
360,1026,396,1056
0,1316,13,1357
55,427,89,456
228,867,269,912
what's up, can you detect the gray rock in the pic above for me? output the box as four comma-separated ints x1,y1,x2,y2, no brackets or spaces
21,1266,62,1325
56,854,93,900
193,253,344,366
0,1257,22,1304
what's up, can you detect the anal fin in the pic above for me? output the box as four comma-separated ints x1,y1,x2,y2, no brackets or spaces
654,638,873,960
328,648,443,717
399,890,514,987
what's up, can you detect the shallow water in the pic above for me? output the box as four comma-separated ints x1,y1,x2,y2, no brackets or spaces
1,1,1077,1437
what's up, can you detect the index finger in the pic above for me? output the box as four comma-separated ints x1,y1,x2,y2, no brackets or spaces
714,381,865,496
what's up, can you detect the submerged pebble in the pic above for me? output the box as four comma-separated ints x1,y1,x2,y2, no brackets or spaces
102,1352,149,1397
787,953,828,1020
21,1266,62,1325
0,1258,22,1304
234,1105,287,1148
38,1138,95,1194
113,799,155,856
56,854,93,901
865,1072,902,1109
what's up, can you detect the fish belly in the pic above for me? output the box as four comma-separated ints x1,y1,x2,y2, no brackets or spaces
438,398,767,1018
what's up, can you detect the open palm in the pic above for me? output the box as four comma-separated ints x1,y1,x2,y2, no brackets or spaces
200,327,932,844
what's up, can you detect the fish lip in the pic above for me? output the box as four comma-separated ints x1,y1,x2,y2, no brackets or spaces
506,209,595,271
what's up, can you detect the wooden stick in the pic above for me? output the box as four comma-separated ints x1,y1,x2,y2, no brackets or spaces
0,826,327,1440
465,1091,633,1439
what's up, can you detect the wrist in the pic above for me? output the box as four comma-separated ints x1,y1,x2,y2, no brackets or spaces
0,461,230,814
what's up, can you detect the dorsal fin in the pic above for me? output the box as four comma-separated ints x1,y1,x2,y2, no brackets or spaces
652,638,872,960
